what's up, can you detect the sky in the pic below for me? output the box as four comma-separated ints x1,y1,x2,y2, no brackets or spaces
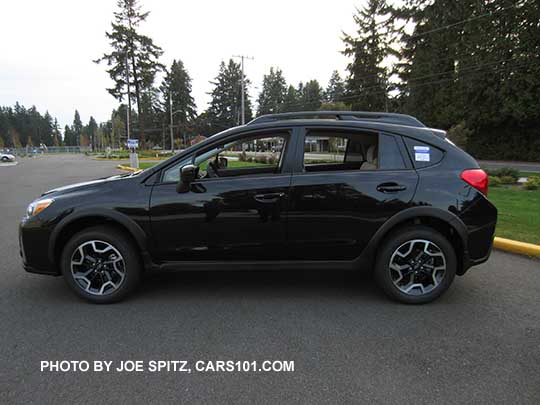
0,0,378,128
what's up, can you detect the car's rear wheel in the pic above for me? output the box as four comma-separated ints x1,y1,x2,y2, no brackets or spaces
61,226,141,303
1,156,9,162
374,226,456,304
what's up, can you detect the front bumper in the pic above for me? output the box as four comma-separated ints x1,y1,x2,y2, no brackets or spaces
19,216,58,276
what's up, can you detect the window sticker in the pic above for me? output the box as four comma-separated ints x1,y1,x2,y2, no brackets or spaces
414,145,430,162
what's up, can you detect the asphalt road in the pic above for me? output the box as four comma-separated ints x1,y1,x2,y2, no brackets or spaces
479,160,540,173
1,154,539,404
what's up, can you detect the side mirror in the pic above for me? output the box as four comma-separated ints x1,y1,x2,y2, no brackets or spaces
218,156,228,168
176,164,199,193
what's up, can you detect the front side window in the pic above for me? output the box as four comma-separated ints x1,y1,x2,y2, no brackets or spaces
162,157,191,183
163,133,289,183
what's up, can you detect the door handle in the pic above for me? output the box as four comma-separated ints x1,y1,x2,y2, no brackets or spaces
376,183,407,193
254,192,285,203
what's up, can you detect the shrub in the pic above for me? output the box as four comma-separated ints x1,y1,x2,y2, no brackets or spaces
489,176,502,187
239,151,247,162
254,155,268,164
446,121,472,150
267,154,278,165
488,167,520,181
524,176,540,190
500,176,516,185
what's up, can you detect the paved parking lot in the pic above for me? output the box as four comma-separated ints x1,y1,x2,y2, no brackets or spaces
1,154,539,403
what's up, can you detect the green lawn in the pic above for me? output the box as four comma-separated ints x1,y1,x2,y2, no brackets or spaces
138,162,157,170
489,187,540,245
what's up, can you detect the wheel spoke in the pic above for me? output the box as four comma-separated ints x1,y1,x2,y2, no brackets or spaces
389,239,446,296
71,240,125,296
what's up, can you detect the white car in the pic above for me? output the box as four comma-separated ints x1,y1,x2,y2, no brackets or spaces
1,153,16,162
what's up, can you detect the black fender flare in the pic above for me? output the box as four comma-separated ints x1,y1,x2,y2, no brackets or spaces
361,206,469,262
48,208,151,267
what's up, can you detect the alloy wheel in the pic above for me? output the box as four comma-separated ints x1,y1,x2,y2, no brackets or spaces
70,240,125,296
389,239,446,296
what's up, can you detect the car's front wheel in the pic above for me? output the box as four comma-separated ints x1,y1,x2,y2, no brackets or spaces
61,226,141,304
1,156,9,162
374,226,456,304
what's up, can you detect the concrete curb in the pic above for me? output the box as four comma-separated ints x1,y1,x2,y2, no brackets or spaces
493,237,540,258
116,164,141,173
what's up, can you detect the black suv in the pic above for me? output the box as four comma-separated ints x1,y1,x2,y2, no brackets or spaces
19,112,497,304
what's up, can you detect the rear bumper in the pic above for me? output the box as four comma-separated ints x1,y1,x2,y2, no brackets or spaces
458,220,497,275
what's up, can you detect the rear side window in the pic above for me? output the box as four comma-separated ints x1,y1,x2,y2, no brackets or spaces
303,130,408,172
403,137,444,168
303,130,379,172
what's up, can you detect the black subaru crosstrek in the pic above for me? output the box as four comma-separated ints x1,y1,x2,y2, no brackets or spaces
19,112,497,304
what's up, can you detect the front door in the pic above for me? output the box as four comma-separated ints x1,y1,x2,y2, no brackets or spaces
149,129,295,262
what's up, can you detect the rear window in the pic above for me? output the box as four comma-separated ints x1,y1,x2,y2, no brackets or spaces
403,138,444,168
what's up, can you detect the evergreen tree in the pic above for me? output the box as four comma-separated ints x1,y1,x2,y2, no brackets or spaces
95,0,164,143
160,59,197,145
325,70,346,103
257,67,287,115
63,125,73,146
206,59,252,133
0,103,59,148
299,80,323,111
87,116,98,151
138,87,162,146
393,0,540,160
41,111,54,146
394,0,468,128
282,85,300,112
343,0,394,111
52,118,61,146
111,108,127,149
72,110,83,146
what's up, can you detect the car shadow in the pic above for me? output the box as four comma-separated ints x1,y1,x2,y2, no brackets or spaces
134,268,384,303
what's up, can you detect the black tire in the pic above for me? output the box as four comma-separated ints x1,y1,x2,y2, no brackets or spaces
1,156,8,162
61,226,141,304
374,225,456,304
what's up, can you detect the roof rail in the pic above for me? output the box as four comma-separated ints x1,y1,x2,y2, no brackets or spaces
247,111,426,128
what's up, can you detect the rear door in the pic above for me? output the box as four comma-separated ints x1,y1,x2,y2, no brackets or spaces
286,127,418,260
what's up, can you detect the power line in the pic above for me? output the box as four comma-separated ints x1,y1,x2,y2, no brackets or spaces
407,3,521,40
256,57,538,111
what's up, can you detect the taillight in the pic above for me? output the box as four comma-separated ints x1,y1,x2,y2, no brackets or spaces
461,169,488,195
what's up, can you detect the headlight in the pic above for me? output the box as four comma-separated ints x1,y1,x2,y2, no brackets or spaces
26,198,54,217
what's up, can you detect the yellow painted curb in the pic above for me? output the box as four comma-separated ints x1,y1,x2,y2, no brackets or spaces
493,237,540,258
117,164,142,173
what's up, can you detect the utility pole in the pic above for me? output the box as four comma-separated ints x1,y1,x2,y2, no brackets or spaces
126,53,138,168
125,54,131,141
233,55,253,125
169,90,174,153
